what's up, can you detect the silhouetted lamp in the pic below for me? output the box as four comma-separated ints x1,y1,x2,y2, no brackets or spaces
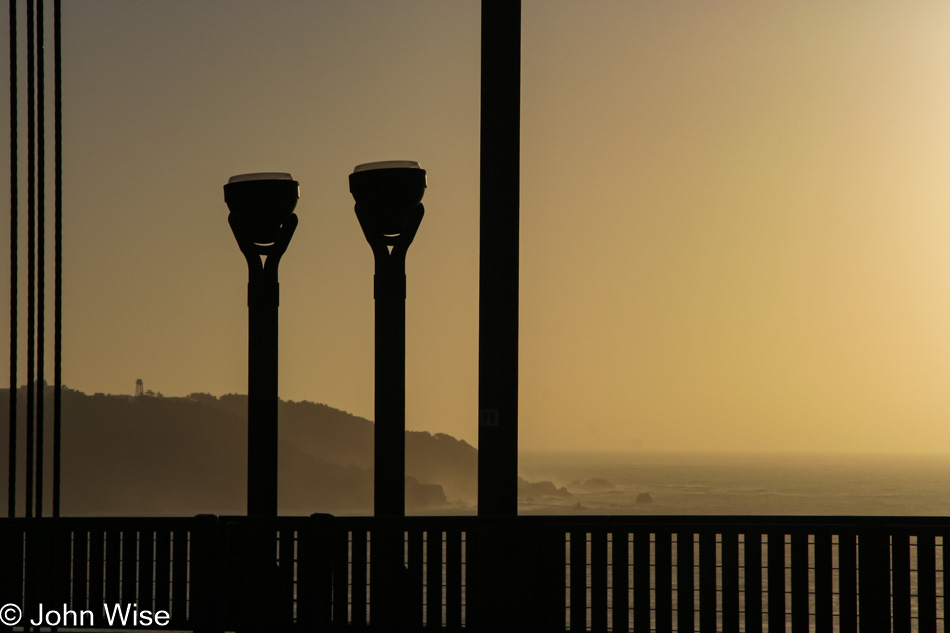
225,172,299,517
350,161,426,240
351,161,425,626
350,161,425,519
225,172,299,245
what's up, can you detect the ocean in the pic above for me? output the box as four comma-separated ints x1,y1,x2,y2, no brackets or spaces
514,451,950,631
517,451,950,516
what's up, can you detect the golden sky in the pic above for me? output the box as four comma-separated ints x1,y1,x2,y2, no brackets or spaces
2,1,950,454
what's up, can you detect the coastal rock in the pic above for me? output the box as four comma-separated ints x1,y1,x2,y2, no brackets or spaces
518,477,572,499
569,477,616,492
636,492,654,505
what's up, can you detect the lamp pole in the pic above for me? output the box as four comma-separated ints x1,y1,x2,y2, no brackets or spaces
350,161,425,518
225,172,298,517
350,161,425,628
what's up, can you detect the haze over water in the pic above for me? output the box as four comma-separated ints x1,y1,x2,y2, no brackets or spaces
519,451,950,516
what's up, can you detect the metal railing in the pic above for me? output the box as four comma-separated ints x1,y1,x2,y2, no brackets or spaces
0,514,946,632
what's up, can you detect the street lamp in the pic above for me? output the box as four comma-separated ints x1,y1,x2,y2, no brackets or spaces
350,160,425,518
225,172,299,517
351,160,425,629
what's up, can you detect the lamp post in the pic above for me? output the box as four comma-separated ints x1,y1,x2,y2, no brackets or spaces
351,161,425,629
350,160,425,518
224,172,299,517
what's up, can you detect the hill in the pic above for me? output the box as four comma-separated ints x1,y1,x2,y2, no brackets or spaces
0,387,477,516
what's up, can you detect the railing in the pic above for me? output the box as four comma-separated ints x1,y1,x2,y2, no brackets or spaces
0,515,947,632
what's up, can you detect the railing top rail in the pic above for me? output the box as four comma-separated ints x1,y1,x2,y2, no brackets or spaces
2,513,949,531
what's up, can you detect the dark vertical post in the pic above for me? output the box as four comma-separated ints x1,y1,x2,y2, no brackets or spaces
767,532,787,633
917,533,937,633
838,532,858,633
25,0,35,519
52,0,62,518
35,0,44,518
612,530,630,633
246,269,279,516
790,532,808,632
698,530,717,632
744,532,763,633
655,530,673,632
858,528,891,629
634,530,651,630
814,532,833,632
350,163,425,630
891,532,911,633
478,0,521,518
721,531,739,631
192,514,223,633
7,0,17,519
676,532,695,633
225,174,299,517
590,529,608,631
350,162,425,521
374,261,406,517
225,175,298,633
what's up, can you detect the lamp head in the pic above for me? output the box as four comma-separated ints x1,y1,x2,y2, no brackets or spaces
224,172,299,244
349,161,426,236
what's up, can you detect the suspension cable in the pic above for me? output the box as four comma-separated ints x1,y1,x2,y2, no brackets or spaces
25,0,35,519
35,0,45,518
53,0,62,519
7,0,17,519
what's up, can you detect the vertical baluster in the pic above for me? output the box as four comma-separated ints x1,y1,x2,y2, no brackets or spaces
351,528,367,626
104,528,120,606
838,532,857,633
88,529,104,613
676,532,695,633
698,530,716,633
331,528,349,626
916,533,936,633
121,528,137,605
154,530,170,616
591,528,608,632
72,529,89,612
612,530,629,633
790,531,809,632
744,531,763,633
942,534,949,633
767,531,786,633
655,530,672,633
407,527,424,629
634,529,651,632
814,531,833,632
52,524,72,609
892,531,911,633
721,530,739,631
569,529,587,632
858,529,891,628
446,528,462,630
138,529,154,611
170,529,188,626
426,529,442,627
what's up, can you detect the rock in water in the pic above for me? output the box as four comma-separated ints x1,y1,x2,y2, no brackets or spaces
636,492,654,505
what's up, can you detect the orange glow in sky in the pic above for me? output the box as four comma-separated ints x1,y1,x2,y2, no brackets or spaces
2,1,950,454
